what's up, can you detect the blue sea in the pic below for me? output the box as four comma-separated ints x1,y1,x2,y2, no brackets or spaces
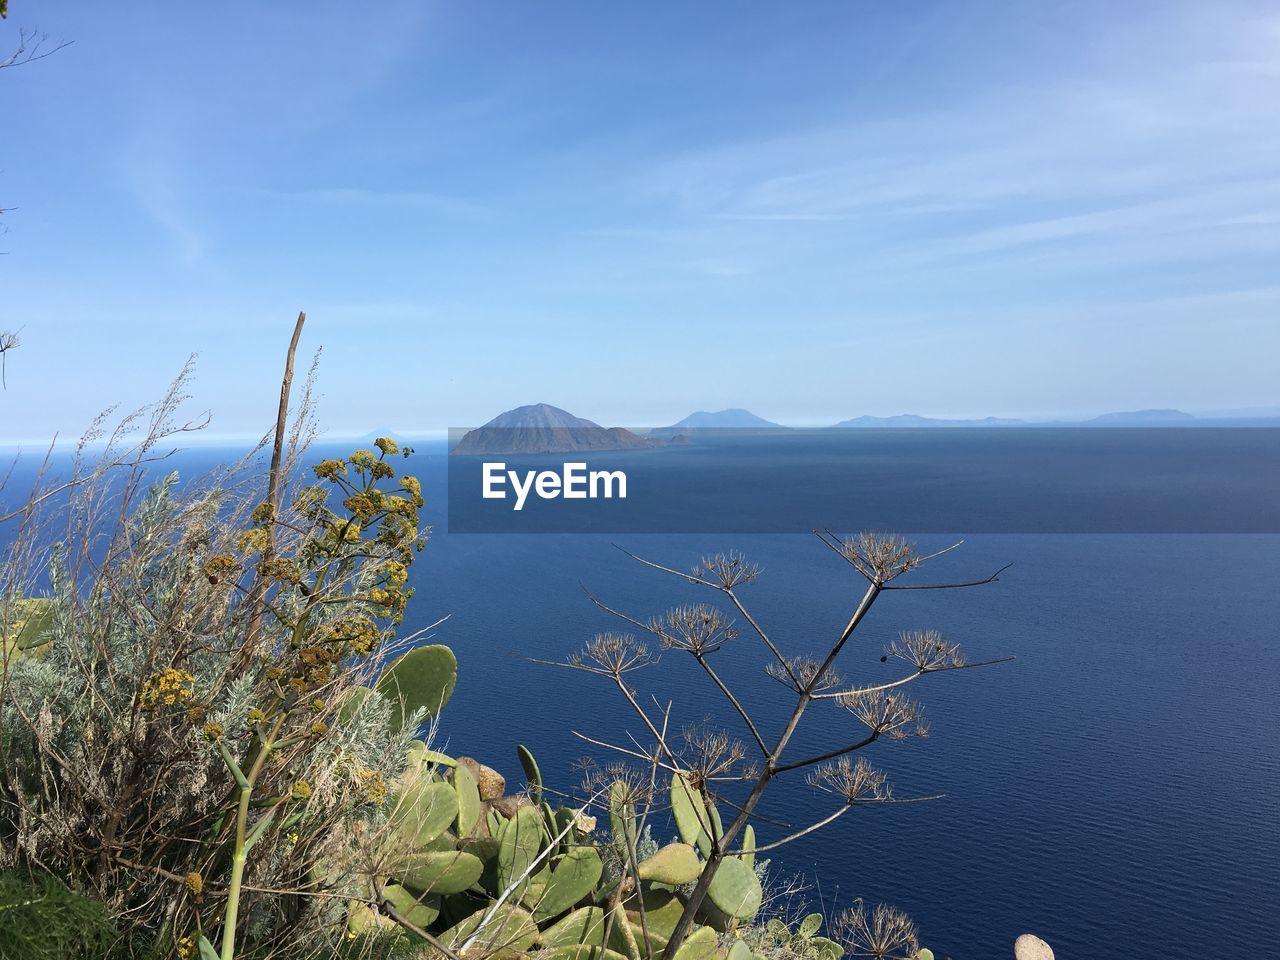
3,435,1276,958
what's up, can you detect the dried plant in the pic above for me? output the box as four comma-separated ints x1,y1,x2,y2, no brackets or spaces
0,329,17,388
691,551,761,589
0,316,441,960
546,531,1013,958
767,656,843,695
649,604,738,654
560,631,657,677
835,691,927,741
806,757,890,805
831,900,921,959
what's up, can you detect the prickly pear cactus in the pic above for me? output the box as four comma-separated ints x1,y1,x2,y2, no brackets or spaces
671,771,715,857
518,743,544,805
637,843,701,885
375,643,457,729
532,845,603,921
749,913,843,960
454,764,482,837
340,743,758,959
441,902,539,958
1,597,55,661
706,854,762,922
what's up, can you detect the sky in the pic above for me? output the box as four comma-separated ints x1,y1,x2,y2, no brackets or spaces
1,0,1278,441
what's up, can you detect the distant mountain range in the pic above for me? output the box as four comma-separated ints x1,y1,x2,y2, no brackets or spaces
1081,409,1196,425
451,403,659,455
649,408,783,438
830,408,1280,427
832,409,1208,427
453,404,1279,453
832,414,1025,428
665,408,782,429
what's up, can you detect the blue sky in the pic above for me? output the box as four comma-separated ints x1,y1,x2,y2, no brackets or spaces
1,0,1278,440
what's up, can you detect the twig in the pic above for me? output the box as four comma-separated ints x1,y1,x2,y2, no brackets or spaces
245,312,306,651
882,563,1013,591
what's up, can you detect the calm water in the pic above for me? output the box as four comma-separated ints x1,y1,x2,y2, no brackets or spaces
3,439,1277,958
420,531,1278,959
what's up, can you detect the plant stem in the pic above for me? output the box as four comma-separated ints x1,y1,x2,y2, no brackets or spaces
660,582,882,959
221,783,253,960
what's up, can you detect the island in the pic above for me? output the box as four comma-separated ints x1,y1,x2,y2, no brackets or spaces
451,403,660,455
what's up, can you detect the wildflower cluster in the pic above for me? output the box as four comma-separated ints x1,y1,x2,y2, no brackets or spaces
282,441,425,628
319,615,380,656
354,765,387,805
182,871,203,896
258,557,301,585
202,553,240,585
216,441,428,752
139,668,195,711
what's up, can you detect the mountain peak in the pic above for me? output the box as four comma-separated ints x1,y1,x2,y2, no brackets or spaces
657,408,783,431
452,404,658,455
1087,409,1195,424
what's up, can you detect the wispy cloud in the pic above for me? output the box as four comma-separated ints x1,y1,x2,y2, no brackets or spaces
620,7,1280,284
123,138,208,265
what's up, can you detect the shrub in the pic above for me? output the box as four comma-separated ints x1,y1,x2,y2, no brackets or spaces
0,869,118,959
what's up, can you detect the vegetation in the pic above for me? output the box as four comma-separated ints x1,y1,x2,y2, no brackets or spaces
0,320,1020,960
0,870,117,959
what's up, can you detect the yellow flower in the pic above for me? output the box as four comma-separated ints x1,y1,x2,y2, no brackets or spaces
139,669,195,711
348,450,378,472
322,616,380,657
312,459,347,481
202,554,240,584
202,722,224,742
381,560,408,587
291,780,312,800
400,475,424,507
176,935,195,959
342,493,377,522
327,519,361,543
237,528,270,555
246,707,267,725
183,871,203,896
355,766,388,806
259,557,301,585
374,437,399,456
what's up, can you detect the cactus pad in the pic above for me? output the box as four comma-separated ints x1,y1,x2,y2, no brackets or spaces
376,643,457,730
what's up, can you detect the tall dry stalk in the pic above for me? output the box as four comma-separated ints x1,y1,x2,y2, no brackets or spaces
550,535,1012,959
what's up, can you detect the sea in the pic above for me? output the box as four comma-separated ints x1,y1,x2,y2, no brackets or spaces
2,431,1276,959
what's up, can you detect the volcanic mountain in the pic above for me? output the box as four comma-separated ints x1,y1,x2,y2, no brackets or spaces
652,408,783,436
451,404,658,455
